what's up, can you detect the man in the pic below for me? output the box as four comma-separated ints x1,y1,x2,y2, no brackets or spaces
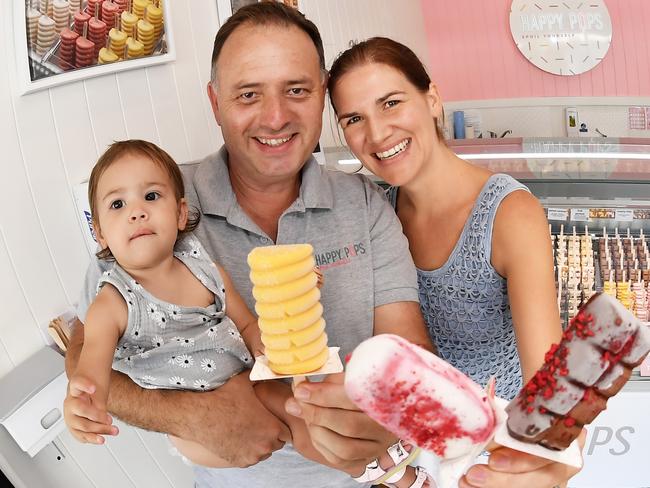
65,3,581,487
67,3,430,487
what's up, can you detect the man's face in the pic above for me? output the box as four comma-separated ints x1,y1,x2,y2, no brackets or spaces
208,24,325,186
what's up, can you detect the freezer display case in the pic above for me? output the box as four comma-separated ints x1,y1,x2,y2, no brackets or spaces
448,138,650,326
325,137,650,486
415,137,650,488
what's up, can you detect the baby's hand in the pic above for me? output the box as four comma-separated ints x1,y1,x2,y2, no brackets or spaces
251,335,266,359
314,266,324,289
64,376,118,444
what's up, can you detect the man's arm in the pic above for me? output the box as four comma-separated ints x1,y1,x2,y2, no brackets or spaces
283,179,433,469
372,300,435,353
65,320,290,467
283,302,432,468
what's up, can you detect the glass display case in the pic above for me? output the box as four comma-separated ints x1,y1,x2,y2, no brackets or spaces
324,137,650,384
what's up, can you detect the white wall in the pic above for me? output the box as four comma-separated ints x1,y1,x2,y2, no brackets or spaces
0,1,430,486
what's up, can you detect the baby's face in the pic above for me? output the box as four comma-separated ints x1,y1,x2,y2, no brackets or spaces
94,154,187,271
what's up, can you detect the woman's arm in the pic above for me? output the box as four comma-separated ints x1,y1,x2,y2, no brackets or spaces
492,190,563,382
484,190,581,488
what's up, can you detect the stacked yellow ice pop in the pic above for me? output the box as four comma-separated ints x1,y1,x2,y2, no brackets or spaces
248,244,328,375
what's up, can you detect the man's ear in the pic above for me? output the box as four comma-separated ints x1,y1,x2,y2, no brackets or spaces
177,198,189,231
207,82,222,126
426,82,443,120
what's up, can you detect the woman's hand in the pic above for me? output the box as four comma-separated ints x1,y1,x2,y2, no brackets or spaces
460,430,586,488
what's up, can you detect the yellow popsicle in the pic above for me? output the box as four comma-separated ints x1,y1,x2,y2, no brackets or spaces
248,244,328,375
108,27,127,56
125,36,144,58
98,47,119,64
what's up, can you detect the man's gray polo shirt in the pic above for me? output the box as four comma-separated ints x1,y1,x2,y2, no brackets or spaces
76,146,419,488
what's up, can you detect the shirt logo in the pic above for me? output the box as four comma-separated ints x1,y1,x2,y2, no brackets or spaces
315,242,366,270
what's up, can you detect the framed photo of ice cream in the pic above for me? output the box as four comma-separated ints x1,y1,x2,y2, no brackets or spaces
15,0,175,95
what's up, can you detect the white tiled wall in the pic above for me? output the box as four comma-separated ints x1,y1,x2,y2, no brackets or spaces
0,1,430,486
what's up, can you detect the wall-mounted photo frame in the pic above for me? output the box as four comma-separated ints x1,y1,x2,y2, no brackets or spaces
16,0,175,95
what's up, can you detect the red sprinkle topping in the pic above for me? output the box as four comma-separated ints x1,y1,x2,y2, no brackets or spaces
564,417,576,427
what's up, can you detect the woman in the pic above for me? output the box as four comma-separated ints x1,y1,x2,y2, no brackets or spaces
328,37,579,488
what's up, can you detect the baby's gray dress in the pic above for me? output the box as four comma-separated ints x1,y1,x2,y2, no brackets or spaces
97,235,252,391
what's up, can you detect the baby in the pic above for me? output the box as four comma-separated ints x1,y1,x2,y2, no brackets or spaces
64,140,428,486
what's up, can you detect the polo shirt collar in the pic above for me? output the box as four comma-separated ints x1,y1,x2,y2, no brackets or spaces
298,153,334,210
192,145,334,219
193,146,236,218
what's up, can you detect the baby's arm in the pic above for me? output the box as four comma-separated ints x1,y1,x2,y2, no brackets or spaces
65,284,126,444
216,263,264,356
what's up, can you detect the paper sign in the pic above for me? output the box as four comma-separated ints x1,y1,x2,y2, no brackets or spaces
629,107,647,130
72,181,98,257
614,209,634,222
492,397,582,468
570,208,590,222
434,397,581,488
249,347,343,381
547,208,569,221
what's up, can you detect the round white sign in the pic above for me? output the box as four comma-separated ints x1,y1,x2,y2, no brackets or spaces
510,0,612,76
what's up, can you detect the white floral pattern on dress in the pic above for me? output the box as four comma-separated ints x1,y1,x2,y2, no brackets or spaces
206,326,219,339
167,304,182,319
196,272,210,288
130,323,142,339
147,303,168,328
200,358,215,372
193,379,210,390
130,279,143,292
180,238,202,259
152,335,164,348
169,376,186,387
179,337,195,348
176,354,194,368
140,375,156,384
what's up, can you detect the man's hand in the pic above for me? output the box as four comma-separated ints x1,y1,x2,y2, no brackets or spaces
460,430,586,488
66,322,289,467
64,375,118,445
284,373,395,470
179,372,291,467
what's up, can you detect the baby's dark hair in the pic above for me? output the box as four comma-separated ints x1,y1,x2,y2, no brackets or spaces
88,139,200,260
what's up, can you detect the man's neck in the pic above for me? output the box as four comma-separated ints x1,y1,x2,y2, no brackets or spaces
229,167,301,242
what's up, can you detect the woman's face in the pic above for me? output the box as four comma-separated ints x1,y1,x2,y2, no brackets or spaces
331,62,441,187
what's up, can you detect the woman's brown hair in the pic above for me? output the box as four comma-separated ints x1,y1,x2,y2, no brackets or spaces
328,37,445,141
88,139,200,260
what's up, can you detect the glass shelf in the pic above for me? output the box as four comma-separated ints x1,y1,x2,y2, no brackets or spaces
449,137,650,182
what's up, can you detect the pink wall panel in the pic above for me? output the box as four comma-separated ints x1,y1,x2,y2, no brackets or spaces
421,0,650,101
